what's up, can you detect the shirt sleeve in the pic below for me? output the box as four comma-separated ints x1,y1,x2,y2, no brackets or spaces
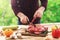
11,0,20,17
11,5,20,17
40,0,48,10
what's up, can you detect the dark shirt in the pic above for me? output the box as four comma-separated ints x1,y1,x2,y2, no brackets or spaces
11,0,48,24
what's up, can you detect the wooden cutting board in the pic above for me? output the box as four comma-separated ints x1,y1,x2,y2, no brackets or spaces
21,31,48,37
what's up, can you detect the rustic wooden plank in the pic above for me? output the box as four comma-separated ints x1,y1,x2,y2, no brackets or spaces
1,23,60,40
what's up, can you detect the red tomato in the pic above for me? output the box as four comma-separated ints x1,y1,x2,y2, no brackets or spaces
38,27,45,32
34,32,40,35
34,27,39,32
28,25,34,29
28,26,35,33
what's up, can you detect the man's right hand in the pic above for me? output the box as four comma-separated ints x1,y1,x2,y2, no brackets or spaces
17,12,29,24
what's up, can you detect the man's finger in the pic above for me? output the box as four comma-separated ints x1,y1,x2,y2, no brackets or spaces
34,13,37,18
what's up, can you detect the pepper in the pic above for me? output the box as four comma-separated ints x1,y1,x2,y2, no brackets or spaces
52,29,60,38
51,25,57,31
52,26,60,38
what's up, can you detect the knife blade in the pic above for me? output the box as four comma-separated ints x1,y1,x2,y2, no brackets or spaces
30,17,36,25
27,17,40,25
27,17,36,27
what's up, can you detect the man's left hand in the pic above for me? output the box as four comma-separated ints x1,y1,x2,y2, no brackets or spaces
33,6,45,18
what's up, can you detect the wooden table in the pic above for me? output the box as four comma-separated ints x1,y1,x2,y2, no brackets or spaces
1,23,60,40
17,23,60,40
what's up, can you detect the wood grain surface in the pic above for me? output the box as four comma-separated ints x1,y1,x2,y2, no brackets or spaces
1,23,60,40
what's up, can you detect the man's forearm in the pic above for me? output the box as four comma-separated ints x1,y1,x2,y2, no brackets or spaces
39,6,45,12
40,0,48,10
17,12,24,18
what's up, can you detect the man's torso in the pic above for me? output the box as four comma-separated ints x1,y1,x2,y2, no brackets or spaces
11,0,40,23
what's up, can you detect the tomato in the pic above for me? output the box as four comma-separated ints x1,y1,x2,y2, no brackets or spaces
38,27,45,32
28,25,34,29
28,24,48,35
34,32,40,35
34,27,38,32
28,26,35,33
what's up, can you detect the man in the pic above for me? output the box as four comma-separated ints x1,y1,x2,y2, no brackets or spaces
11,0,48,25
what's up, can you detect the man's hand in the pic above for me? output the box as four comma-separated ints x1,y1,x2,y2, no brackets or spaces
33,6,45,18
17,12,29,24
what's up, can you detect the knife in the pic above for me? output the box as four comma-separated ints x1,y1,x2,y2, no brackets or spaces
30,17,36,25
26,17,37,27
27,17,40,25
